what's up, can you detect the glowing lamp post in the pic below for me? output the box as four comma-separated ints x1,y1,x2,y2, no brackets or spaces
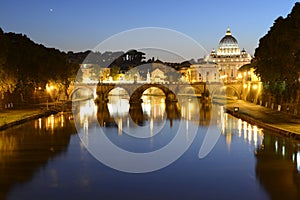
46,83,56,109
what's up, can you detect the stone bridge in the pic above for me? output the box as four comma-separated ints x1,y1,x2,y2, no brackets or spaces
69,83,97,100
70,82,243,103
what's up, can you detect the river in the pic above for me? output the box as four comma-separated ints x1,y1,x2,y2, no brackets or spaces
1,92,300,200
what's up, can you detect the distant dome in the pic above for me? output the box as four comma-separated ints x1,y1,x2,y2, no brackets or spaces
217,28,240,56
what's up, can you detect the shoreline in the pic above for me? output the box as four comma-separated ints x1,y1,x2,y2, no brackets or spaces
225,101,300,140
0,109,59,131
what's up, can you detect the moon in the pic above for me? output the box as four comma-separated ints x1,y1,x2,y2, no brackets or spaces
50,8,53,12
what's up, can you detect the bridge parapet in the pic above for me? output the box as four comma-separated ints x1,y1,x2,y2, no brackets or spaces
93,81,243,104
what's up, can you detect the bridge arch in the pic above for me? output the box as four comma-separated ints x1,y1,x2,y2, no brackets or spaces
129,84,178,104
70,86,95,100
210,85,241,100
106,87,130,98
178,85,197,95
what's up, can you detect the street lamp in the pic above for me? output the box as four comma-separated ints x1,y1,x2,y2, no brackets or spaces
46,83,56,109
252,84,258,90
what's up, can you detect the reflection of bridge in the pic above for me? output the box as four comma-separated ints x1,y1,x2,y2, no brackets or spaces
71,82,243,103
97,99,181,127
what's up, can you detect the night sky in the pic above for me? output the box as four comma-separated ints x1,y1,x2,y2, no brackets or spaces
0,0,298,56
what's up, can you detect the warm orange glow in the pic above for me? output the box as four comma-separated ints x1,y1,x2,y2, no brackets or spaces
237,73,242,79
46,83,56,93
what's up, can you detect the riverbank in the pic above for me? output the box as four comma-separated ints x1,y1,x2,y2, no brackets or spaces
2,100,300,139
225,100,300,139
0,108,60,131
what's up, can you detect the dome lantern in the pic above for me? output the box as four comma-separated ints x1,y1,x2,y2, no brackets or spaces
225,27,231,36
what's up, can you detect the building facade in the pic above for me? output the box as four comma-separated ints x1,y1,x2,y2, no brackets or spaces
208,28,252,82
186,61,220,83
151,68,165,83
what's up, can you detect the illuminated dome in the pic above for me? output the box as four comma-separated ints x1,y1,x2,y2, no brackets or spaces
217,28,240,56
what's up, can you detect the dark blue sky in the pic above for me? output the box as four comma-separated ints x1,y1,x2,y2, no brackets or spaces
0,0,298,56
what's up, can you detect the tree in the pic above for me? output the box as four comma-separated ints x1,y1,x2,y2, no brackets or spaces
253,2,300,101
0,63,17,99
110,66,120,80
0,28,80,103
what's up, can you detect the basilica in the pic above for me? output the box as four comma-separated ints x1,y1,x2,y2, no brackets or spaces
207,28,252,82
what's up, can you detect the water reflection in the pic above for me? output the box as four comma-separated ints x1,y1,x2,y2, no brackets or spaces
1,94,300,199
0,113,76,200
255,133,300,200
92,93,211,129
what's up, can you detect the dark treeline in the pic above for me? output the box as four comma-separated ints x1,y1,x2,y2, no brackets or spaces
253,2,300,102
68,49,188,82
0,28,79,105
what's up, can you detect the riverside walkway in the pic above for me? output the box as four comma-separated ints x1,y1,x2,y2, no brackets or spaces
0,109,58,130
0,102,69,130
225,100,300,138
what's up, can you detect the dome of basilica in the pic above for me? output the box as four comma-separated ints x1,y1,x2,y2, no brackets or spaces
217,28,240,55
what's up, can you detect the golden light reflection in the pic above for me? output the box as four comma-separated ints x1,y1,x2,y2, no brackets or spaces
248,124,252,144
141,95,165,120
217,108,265,149
220,107,225,134
83,117,88,135
0,135,17,153
297,152,300,172
226,133,232,151
238,119,242,137
142,100,151,116
51,114,54,130
150,117,153,137
108,99,129,117
243,121,248,131
79,99,96,125
46,114,55,131
39,118,42,129
253,125,258,146
186,119,189,140
118,118,122,135
243,127,247,140
60,114,64,127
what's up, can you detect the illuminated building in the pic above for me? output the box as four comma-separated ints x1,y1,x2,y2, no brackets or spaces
186,61,220,83
238,64,260,82
208,28,252,82
151,68,165,83
80,64,110,83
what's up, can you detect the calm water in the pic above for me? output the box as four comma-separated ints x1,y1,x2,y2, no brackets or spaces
1,94,300,200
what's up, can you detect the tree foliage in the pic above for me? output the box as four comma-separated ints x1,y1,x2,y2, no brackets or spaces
0,29,79,103
0,62,17,99
253,3,300,101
